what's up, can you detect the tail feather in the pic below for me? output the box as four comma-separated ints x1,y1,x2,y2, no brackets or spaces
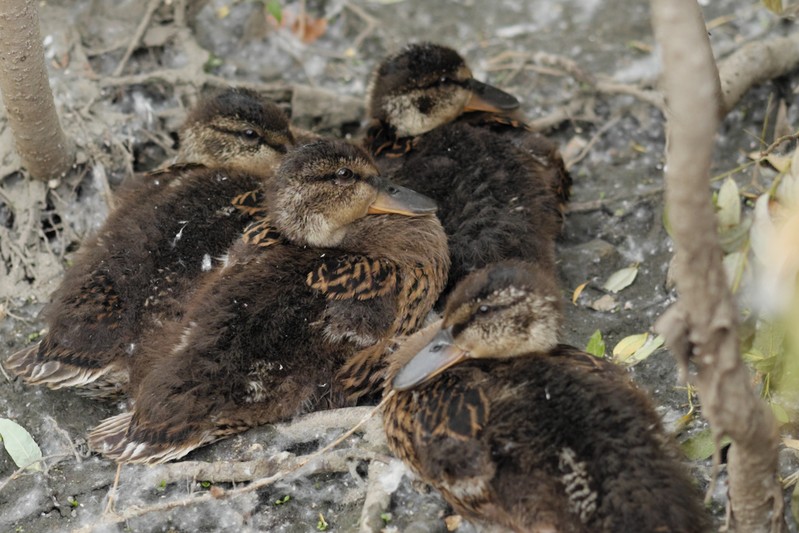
88,412,217,465
3,343,128,399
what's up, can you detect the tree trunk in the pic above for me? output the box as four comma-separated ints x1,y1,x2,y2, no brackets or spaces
650,1,786,531
0,0,73,180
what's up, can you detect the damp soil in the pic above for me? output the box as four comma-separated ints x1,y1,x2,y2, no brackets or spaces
1,0,798,531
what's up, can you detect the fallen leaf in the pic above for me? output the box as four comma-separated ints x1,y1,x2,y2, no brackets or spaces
291,14,328,44
783,438,799,450
602,265,638,293
266,0,282,24
612,333,648,358
615,334,665,366
585,330,605,358
571,281,588,305
716,178,741,229
772,402,790,425
216,5,230,19
444,515,463,531
681,428,731,461
765,154,792,173
722,251,747,291
762,0,783,14
0,418,43,471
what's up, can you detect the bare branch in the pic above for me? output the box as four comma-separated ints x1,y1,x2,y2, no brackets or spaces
650,1,786,531
719,33,799,116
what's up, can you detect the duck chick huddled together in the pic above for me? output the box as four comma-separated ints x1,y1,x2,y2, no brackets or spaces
3,42,710,532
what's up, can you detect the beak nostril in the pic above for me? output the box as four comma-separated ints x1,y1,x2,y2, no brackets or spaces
387,186,399,195
431,344,443,353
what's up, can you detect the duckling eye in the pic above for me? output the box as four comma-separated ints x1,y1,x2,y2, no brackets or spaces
241,129,260,142
334,167,355,185
477,305,490,314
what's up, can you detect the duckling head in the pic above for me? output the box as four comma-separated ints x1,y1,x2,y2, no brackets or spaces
393,261,562,390
267,140,437,248
366,42,520,137
179,87,295,175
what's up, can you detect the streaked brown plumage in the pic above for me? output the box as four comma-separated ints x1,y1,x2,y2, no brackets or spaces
87,140,449,464
364,43,571,303
383,262,710,533
3,88,296,398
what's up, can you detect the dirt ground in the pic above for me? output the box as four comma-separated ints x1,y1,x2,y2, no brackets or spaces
0,0,798,531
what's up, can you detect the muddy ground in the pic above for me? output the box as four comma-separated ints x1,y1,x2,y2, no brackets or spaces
0,0,798,531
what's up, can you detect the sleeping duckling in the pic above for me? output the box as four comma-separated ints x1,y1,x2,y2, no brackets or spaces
384,262,710,533
87,140,449,464
3,88,296,398
364,43,571,301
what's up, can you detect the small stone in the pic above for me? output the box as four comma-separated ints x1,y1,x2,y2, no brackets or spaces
590,294,617,312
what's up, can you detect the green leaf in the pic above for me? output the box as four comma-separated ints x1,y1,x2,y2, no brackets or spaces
762,0,783,14
317,513,328,531
753,320,785,360
585,330,605,358
716,178,741,229
266,0,282,23
680,428,732,461
602,265,638,293
718,216,751,254
275,494,291,505
0,419,43,471
771,402,790,425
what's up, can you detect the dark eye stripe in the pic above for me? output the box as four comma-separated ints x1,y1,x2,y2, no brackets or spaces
209,125,289,152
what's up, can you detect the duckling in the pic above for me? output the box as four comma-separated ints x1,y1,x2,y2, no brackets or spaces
3,88,296,398
384,262,710,533
87,140,449,464
364,43,571,302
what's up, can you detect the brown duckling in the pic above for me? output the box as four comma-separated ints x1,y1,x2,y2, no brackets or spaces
384,262,710,533
87,140,449,464
364,43,571,302
3,88,296,398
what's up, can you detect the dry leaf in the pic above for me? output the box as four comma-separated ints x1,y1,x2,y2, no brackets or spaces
716,178,741,229
783,438,799,450
613,333,649,359
291,14,328,44
572,281,588,304
444,515,463,531
216,5,230,19
602,265,638,293
765,154,792,173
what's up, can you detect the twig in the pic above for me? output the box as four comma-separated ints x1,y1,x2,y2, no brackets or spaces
760,131,799,158
526,98,591,132
77,398,392,532
565,187,664,214
594,79,666,113
564,115,621,170
112,0,162,77
104,463,123,514
343,1,380,51
0,453,71,494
